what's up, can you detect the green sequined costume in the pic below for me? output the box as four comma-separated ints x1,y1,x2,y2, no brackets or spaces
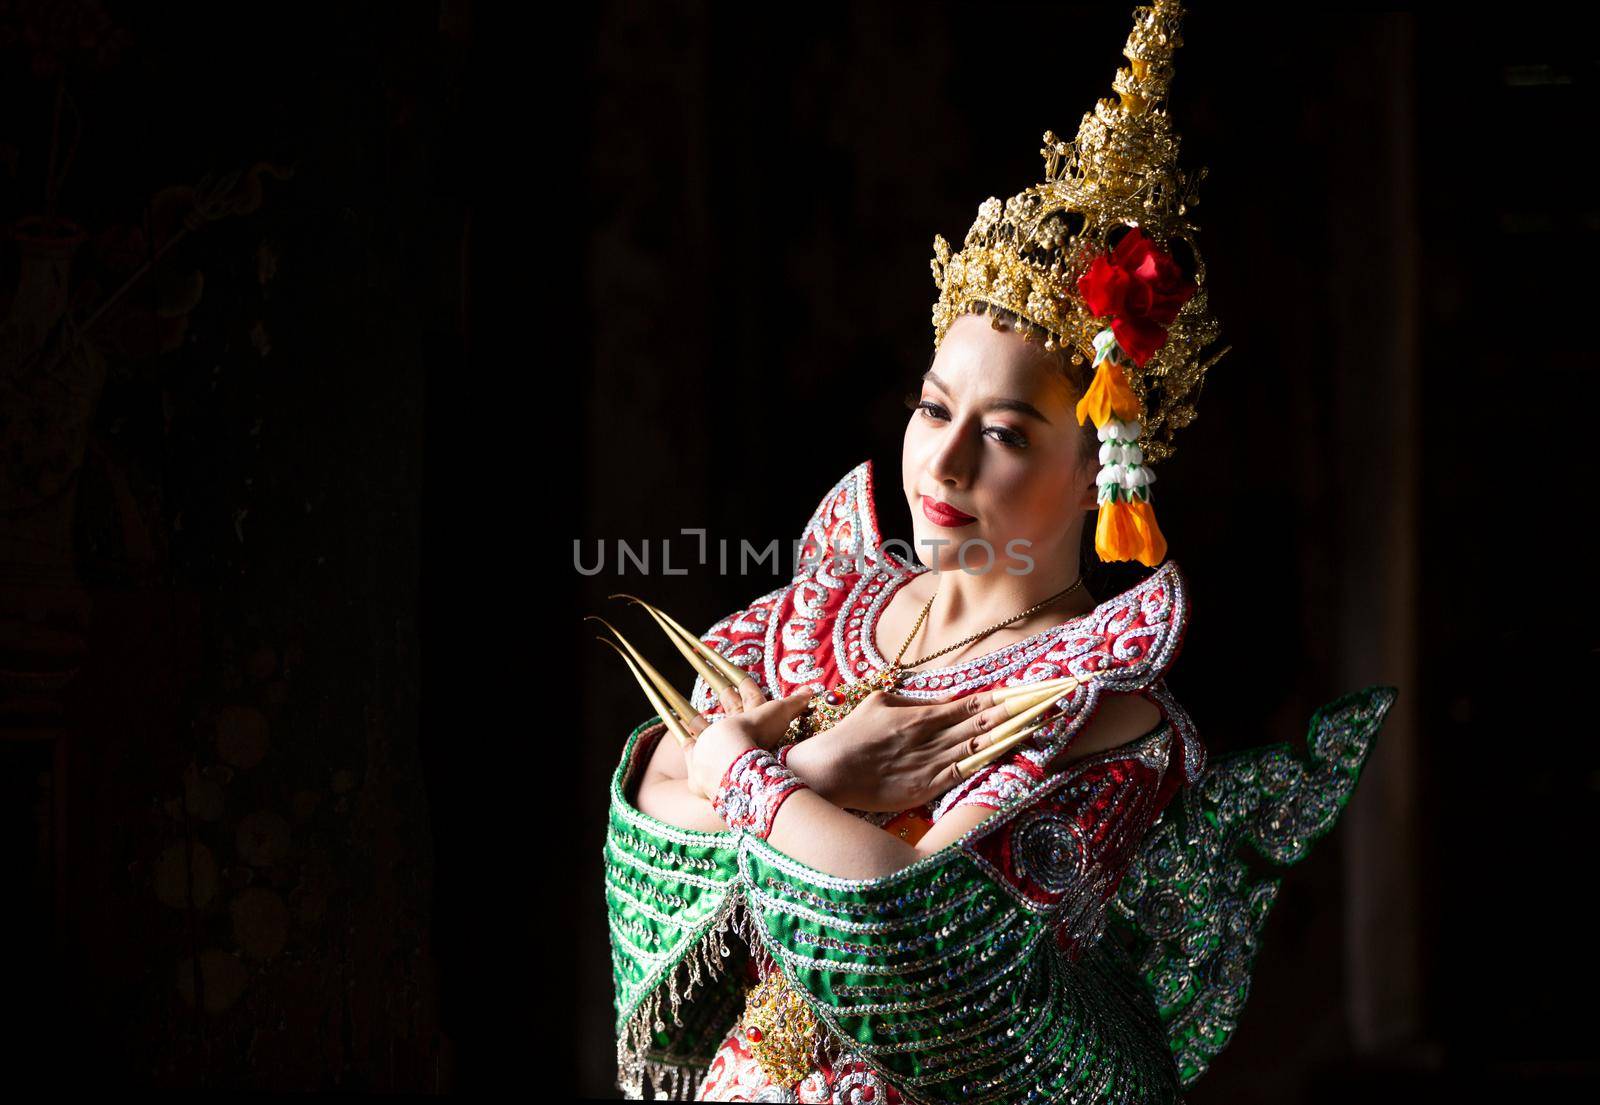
605,686,1398,1102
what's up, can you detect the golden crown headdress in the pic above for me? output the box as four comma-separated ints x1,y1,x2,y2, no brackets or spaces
929,0,1230,568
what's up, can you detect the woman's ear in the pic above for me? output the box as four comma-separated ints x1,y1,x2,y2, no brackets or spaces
1076,445,1100,512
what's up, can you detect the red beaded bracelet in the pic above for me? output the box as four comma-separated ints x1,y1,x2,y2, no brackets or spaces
711,747,807,839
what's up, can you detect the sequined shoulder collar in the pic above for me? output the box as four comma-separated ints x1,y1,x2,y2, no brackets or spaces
792,459,890,581
804,459,1190,697
834,550,1188,695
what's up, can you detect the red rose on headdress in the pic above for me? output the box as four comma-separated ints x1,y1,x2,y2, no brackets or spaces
1076,227,1197,367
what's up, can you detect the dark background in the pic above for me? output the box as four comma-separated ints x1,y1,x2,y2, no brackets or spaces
1,0,1595,1099
0,0,476,1091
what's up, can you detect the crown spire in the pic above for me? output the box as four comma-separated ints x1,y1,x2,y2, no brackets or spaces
1046,0,1196,231
929,0,1230,566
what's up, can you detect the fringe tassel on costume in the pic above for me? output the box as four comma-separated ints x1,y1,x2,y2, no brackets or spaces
616,885,892,1101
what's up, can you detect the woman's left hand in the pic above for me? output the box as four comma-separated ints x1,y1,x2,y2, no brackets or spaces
683,691,813,802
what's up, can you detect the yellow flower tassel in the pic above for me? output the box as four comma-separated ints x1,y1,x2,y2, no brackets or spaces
1075,359,1141,428
1081,328,1168,568
1094,497,1168,568
1124,497,1168,567
1094,499,1142,562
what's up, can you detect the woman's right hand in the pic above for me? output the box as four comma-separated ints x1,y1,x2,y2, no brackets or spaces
786,688,1014,813
637,674,786,815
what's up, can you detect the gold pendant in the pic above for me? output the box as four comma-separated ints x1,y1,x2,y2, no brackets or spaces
781,665,901,747
740,969,819,1088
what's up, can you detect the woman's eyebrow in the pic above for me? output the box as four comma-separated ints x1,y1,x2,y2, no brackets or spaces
922,370,1053,424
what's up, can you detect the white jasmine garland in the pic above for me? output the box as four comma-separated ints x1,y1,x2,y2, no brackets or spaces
1092,327,1121,366
1093,417,1151,503
1083,333,1160,514
1098,418,1142,442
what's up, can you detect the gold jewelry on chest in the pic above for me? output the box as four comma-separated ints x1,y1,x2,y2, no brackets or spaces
780,572,1087,751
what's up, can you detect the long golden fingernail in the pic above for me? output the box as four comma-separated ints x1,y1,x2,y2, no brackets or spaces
641,600,752,689
611,593,747,687
957,719,1047,778
656,604,748,690
982,692,1066,748
608,594,738,696
596,638,692,748
587,616,699,725
992,677,1078,706
960,673,1103,775
996,679,1080,719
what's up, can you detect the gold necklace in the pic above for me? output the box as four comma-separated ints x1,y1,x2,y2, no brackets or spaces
780,572,1086,747
894,574,1087,672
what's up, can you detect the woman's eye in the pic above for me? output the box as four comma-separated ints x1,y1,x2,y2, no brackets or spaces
911,399,1025,447
986,427,1028,449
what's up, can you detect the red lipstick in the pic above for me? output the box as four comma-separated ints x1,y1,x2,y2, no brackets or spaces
921,496,976,528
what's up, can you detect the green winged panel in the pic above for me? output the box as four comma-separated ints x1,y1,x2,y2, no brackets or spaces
1107,685,1399,1087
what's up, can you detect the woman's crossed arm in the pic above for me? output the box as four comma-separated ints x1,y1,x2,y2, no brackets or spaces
636,688,1162,880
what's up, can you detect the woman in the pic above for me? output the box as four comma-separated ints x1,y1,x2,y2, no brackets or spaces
603,2,1396,1101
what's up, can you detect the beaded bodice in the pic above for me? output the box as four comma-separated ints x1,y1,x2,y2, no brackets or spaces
686,459,1206,825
